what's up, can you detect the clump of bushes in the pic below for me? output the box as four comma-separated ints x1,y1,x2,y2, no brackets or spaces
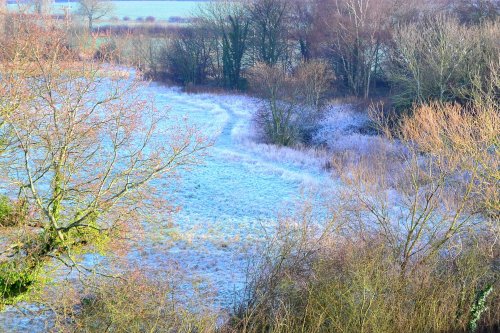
93,40,120,63
0,231,53,309
388,16,499,110
227,219,499,333
226,93,500,332
0,257,43,309
52,271,217,332
249,61,333,146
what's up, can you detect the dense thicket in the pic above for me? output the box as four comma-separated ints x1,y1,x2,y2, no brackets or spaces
123,0,498,107
225,71,500,333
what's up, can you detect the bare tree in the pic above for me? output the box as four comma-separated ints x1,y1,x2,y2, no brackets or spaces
448,0,500,24
77,0,114,31
247,0,291,66
289,0,317,61
164,25,216,85
317,0,393,98
30,0,52,16
200,0,250,89
389,16,499,109
0,18,205,306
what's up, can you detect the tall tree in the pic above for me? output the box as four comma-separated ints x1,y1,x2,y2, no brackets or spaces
317,0,393,98
165,25,216,85
77,0,114,31
201,1,250,89
247,0,290,66
289,0,317,61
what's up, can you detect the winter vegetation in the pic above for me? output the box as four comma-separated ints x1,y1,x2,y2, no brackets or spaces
0,0,499,332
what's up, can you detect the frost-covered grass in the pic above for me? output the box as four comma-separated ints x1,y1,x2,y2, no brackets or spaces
113,85,398,312
126,84,335,307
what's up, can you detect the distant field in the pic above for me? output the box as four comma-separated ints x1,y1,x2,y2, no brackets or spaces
7,0,203,21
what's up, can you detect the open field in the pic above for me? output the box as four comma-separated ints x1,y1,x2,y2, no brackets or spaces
7,0,201,22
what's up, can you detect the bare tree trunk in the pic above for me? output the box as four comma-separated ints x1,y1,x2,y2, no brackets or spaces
0,0,6,38
33,0,52,16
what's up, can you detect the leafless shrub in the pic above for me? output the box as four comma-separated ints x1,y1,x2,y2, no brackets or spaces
295,60,335,110
249,61,334,145
389,16,499,110
51,269,217,332
249,63,300,145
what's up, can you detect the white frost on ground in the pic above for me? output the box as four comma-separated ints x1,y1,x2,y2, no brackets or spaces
127,84,335,308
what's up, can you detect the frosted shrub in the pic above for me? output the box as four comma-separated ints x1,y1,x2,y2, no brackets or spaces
295,60,334,110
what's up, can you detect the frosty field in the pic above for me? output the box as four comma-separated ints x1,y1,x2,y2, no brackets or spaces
126,83,336,305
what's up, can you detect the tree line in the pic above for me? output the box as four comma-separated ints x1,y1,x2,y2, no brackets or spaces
121,0,498,103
